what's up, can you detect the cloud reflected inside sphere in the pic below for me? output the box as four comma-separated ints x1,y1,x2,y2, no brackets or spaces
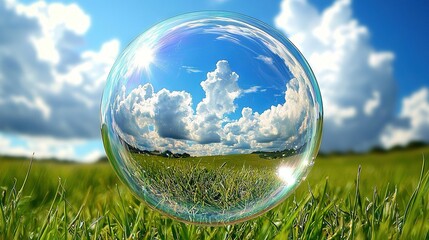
101,11,323,225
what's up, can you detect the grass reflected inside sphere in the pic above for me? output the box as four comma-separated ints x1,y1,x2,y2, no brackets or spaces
101,11,323,225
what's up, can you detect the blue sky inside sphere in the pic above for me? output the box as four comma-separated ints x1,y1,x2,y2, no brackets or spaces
0,0,428,161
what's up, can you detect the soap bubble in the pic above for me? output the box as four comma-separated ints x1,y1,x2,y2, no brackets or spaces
101,11,323,225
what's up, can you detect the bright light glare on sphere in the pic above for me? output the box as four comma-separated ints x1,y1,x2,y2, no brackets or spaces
101,11,323,225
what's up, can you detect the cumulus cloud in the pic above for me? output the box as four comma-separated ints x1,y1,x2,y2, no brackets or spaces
364,91,380,116
115,60,240,148
380,88,429,148
192,60,241,143
114,60,314,155
114,83,155,139
154,89,193,140
0,0,119,139
14,1,91,66
222,77,312,151
275,0,396,151
0,0,119,160
259,77,312,144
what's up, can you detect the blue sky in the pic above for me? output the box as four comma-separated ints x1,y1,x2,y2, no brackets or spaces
0,0,428,161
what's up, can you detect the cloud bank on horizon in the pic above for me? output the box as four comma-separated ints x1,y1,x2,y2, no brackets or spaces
0,0,428,161
113,60,313,156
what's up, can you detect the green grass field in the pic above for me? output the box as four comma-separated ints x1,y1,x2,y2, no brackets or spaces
127,153,283,225
0,147,428,239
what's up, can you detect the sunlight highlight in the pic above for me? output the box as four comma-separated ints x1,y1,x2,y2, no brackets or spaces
135,46,154,71
277,166,296,186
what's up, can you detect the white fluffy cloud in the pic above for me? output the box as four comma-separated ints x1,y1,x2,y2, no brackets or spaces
380,88,429,148
192,60,241,144
222,76,312,151
0,0,119,138
275,0,396,151
14,1,90,66
114,60,313,155
115,60,240,148
154,89,193,140
114,83,155,140
364,91,380,116
0,0,119,160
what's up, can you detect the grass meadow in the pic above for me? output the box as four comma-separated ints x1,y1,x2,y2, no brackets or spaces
0,147,428,239
129,153,282,224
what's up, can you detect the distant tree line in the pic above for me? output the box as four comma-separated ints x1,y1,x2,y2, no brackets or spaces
124,142,191,158
252,144,307,159
317,140,429,156
369,141,428,154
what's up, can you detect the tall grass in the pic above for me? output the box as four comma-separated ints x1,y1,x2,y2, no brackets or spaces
130,154,281,223
0,148,428,239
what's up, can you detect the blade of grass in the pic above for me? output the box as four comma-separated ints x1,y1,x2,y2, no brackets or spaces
349,165,362,239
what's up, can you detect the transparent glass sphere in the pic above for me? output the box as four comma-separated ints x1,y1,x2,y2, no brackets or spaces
101,11,323,225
